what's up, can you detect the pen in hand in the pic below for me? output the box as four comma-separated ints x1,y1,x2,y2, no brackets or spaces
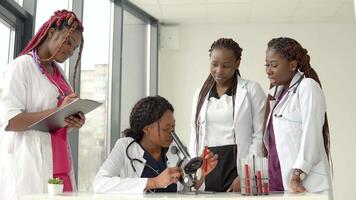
203,146,209,173
60,93,78,107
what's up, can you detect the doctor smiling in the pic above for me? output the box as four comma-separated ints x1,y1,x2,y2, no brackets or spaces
0,10,85,200
93,96,218,193
263,37,333,199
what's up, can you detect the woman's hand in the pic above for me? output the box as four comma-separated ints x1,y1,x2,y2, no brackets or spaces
201,148,218,176
194,148,219,190
60,93,78,107
227,176,241,192
61,93,86,129
290,176,306,193
65,112,86,129
146,167,182,190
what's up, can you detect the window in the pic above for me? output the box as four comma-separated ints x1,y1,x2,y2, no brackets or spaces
35,0,70,31
78,0,112,192
120,10,148,131
0,20,15,97
14,0,23,7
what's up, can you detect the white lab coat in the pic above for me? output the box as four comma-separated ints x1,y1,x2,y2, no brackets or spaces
189,76,266,167
93,137,181,193
0,55,76,200
263,71,333,197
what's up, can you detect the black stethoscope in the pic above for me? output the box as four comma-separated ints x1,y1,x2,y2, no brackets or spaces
126,140,172,192
125,140,163,176
273,74,304,118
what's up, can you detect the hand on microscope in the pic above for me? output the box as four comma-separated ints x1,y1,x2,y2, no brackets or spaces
194,147,219,189
146,167,183,190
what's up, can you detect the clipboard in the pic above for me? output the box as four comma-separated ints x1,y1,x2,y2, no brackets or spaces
26,98,102,132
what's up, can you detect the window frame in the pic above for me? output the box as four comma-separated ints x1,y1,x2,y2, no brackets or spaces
109,0,159,151
0,0,36,57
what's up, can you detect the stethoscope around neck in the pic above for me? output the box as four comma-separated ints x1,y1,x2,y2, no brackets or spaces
273,74,304,118
31,49,69,99
126,140,173,193
125,140,164,176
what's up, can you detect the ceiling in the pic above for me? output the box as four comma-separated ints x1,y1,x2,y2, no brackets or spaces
129,0,355,24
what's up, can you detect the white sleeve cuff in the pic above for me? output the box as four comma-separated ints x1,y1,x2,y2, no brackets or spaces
293,159,312,174
1,109,22,131
93,169,147,194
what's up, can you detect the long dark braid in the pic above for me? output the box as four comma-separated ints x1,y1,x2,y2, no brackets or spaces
123,96,174,142
194,38,242,153
263,37,331,161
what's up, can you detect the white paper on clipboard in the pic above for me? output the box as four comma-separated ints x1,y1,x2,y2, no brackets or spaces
26,98,102,132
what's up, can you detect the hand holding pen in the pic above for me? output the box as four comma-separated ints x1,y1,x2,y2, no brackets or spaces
200,146,219,176
59,93,78,107
194,147,219,190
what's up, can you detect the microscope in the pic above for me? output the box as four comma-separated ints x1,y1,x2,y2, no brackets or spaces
170,131,203,193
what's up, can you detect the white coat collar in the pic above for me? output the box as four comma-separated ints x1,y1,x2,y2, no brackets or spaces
196,76,247,153
200,75,248,121
268,71,303,98
234,75,248,119
264,71,303,148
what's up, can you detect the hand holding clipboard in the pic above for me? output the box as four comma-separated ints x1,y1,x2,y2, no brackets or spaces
61,93,85,129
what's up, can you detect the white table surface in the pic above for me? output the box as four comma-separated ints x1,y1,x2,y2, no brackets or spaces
23,192,328,200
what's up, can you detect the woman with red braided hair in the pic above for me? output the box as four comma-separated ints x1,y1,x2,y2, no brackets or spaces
263,37,333,199
0,10,85,200
189,38,266,192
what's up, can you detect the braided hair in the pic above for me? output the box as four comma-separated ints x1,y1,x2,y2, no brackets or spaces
194,38,242,153
263,37,330,160
123,96,174,142
20,9,84,92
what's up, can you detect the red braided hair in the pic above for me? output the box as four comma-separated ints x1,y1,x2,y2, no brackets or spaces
20,9,84,91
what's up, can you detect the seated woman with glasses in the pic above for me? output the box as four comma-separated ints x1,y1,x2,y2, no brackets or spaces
93,95,218,193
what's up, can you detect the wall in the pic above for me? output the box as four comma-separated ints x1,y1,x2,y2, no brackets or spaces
158,23,356,200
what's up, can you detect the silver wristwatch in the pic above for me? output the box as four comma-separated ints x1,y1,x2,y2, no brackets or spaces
293,169,306,180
